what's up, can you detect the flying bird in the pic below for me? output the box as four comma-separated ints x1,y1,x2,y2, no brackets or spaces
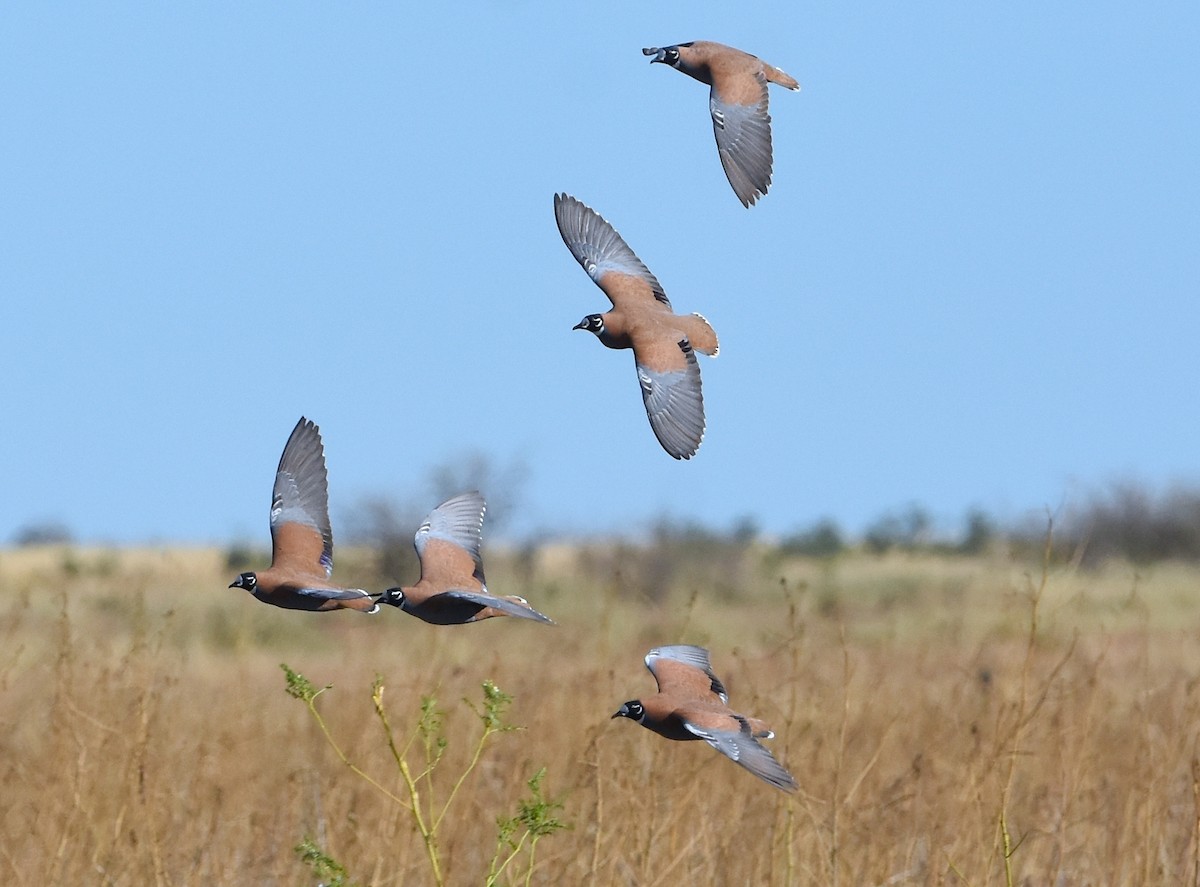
612,644,798,792
553,192,718,460
643,41,799,207
229,417,378,613
376,491,554,625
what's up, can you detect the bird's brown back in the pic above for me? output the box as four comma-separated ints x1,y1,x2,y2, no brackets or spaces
270,521,329,580
651,656,727,702
407,537,482,602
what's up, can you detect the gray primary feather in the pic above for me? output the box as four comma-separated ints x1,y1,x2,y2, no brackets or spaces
646,645,728,702
636,341,705,460
684,719,799,792
292,585,379,608
710,83,774,207
554,193,669,305
440,590,555,624
271,417,334,576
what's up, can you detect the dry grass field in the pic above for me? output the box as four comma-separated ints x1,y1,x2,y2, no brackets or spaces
3,540,1200,885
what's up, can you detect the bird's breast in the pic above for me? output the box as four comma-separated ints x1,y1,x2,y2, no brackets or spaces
640,703,702,741
597,330,631,350
596,314,634,350
677,62,713,86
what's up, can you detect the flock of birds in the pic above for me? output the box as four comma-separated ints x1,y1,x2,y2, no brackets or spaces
229,41,801,793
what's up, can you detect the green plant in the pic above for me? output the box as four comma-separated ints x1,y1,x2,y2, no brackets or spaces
487,767,568,887
281,665,565,887
295,837,361,887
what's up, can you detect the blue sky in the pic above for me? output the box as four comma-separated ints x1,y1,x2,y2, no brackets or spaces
3,3,1198,546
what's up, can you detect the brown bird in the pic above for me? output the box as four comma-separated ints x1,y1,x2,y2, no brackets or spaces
554,192,718,460
229,417,378,613
376,491,553,625
643,41,800,207
612,644,798,792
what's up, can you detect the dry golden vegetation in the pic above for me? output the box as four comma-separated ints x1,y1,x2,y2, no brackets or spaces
3,539,1200,885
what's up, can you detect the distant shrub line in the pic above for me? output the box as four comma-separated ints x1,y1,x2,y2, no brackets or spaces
16,480,1200,569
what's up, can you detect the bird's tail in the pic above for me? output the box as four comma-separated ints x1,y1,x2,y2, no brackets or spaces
765,65,800,91
746,717,775,740
684,313,719,357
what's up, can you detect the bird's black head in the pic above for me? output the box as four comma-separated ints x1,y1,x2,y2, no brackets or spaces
573,314,605,336
378,587,406,608
611,700,645,722
229,571,257,592
642,44,688,67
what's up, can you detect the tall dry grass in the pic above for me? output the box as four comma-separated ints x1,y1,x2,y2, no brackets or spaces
2,541,1199,885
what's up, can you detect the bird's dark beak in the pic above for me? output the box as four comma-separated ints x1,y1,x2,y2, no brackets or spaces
573,320,589,331
228,578,243,589
643,47,666,64
611,704,628,719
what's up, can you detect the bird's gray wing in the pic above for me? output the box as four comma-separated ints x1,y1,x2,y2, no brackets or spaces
635,340,705,460
293,585,373,602
710,77,774,207
439,590,555,624
288,585,379,614
413,491,487,583
684,719,798,792
271,417,334,577
554,193,670,306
